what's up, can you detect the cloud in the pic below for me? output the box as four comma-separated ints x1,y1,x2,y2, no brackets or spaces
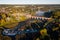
0,0,60,4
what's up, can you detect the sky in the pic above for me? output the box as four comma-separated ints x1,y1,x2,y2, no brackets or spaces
0,0,60,4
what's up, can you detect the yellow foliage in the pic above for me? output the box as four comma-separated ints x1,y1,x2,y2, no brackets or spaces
0,19,6,26
2,14,6,19
19,16,26,21
40,29,47,36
